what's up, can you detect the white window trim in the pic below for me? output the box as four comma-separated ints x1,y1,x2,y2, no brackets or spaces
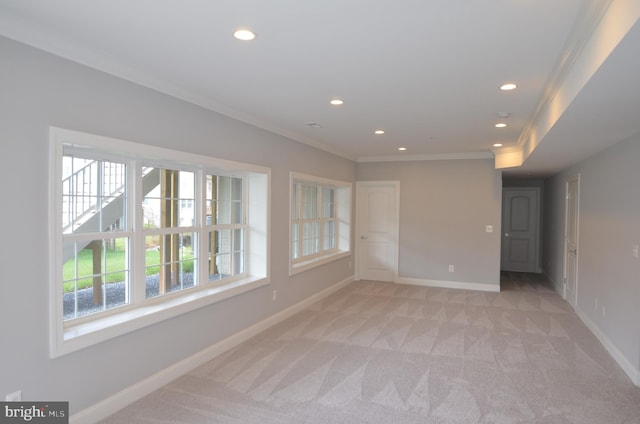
49,127,270,358
289,172,351,276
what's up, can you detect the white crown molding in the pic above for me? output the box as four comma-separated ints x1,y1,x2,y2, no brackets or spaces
0,15,358,162
357,151,494,163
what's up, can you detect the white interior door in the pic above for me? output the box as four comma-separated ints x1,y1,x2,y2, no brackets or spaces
565,175,580,308
356,181,399,282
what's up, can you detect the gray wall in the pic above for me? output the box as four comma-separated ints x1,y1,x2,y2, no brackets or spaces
543,134,640,379
0,36,356,413
357,159,502,286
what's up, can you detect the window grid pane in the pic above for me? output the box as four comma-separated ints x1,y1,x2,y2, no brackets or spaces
300,185,318,219
62,156,127,234
291,184,298,220
322,187,335,218
143,168,195,229
144,232,197,299
302,222,319,256
323,220,337,250
292,223,299,259
292,181,340,261
208,228,245,282
63,237,129,320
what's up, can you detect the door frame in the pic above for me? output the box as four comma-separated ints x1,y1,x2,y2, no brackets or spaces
355,181,400,282
563,174,580,307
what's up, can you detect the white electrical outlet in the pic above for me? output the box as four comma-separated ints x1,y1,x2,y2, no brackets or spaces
485,225,493,233
6,390,22,402
448,265,455,272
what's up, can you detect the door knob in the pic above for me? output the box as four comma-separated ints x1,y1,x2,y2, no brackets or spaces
504,233,510,237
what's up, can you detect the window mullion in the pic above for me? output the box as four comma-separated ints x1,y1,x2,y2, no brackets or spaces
242,176,249,274
332,188,338,250
131,160,145,305
295,183,302,260
194,170,203,287
317,185,321,253
198,170,206,287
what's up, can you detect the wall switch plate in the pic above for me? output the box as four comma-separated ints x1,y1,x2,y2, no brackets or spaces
272,290,277,301
485,225,493,233
448,265,455,272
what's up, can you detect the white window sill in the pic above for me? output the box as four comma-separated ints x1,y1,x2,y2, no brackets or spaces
290,250,351,276
52,276,269,358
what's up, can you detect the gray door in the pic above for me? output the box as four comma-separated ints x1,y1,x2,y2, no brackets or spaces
501,188,540,272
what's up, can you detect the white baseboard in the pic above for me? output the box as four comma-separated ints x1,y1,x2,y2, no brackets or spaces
70,275,354,424
575,307,640,387
543,271,639,387
397,277,500,293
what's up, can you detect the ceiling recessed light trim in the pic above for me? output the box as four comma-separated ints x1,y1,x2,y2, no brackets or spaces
374,130,385,135
233,28,256,41
493,143,503,147
495,123,507,128
500,83,517,91
329,98,344,106
398,147,407,151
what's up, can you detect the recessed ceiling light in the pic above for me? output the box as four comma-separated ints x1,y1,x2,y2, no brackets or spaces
233,28,256,41
398,147,407,151
329,99,344,106
374,130,385,135
495,123,507,128
305,122,322,128
493,143,503,147
500,83,517,91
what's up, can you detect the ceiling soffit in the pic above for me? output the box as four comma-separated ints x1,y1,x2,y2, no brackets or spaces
496,0,639,171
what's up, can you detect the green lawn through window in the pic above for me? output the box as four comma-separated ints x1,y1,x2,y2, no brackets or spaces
63,240,194,293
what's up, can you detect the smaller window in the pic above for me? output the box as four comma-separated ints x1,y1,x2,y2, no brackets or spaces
290,172,351,274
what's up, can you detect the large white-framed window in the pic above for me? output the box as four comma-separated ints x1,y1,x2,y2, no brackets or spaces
50,127,270,357
290,172,351,275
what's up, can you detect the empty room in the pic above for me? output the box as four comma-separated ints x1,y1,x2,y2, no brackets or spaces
1,1,639,423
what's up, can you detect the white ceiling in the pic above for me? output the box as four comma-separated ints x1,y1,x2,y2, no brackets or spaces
1,0,639,175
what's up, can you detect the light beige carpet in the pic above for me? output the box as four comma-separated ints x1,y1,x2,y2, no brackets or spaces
101,273,640,423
